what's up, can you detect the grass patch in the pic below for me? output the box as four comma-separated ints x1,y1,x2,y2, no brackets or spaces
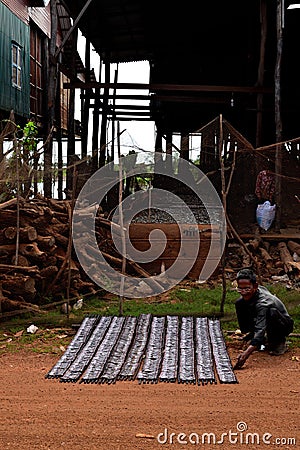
79,283,300,333
0,281,299,354
76,283,240,318
0,324,73,356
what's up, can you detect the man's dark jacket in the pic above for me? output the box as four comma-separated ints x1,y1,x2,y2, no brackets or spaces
235,286,293,347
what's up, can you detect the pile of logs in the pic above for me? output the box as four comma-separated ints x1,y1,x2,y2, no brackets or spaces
0,195,97,314
1,194,299,314
226,237,300,282
0,195,169,313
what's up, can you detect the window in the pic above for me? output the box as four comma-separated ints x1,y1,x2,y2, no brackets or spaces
30,26,44,120
12,42,22,89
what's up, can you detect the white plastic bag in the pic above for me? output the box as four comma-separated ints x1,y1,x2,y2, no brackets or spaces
256,201,276,231
27,324,38,334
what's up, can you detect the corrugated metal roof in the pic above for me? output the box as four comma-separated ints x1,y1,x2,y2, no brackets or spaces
1,0,29,24
28,3,51,38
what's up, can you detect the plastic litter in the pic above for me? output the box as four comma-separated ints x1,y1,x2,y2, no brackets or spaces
27,324,38,334
73,298,83,310
293,252,300,262
256,201,276,231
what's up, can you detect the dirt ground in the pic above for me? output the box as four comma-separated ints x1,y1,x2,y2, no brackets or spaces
0,341,299,450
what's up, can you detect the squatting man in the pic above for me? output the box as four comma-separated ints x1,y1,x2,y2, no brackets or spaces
234,268,294,369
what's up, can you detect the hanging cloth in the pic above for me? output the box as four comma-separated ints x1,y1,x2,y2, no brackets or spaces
255,170,275,202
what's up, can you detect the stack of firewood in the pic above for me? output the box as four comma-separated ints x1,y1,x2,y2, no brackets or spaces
0,195,171,312
226,237,300,282
1,194,299,314
0,195,97,313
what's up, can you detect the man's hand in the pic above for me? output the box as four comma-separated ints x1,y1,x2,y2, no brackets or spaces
233,353,247,370
233,345,257,370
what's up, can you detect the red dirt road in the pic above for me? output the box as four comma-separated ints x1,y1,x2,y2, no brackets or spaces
0,346,299,450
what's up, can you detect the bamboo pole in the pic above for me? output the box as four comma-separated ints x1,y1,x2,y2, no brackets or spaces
92,59,102,172
218,115,227,315
274,0,283,231
256,0,267,149
13,118,20,266
66,165,78,318
99,61,110,168
117,121,126,316
110,67,118,165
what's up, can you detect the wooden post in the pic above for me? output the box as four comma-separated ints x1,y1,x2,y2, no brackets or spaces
92,59,102,172
0,110,15,164
99,61,110,168
110,67,119,165
180,132,189,160
274,0,283,231
256,0,267,149
0,130,2,164
13,127,20,266
44,0,58,198
81,38,91,159
66,28,78,197
117,121,126,316
55,69,63,199
165,131,173,172
66,165,78,318
178,132,189,174
153,126,163,187
218,115,227,315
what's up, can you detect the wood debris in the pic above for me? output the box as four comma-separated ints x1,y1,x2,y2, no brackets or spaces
226,235,300,284
0,195,97,313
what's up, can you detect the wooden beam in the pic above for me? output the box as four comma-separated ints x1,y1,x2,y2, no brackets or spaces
98,110,150,116
112,117,152,121
82,94,151,100
91,104,151,110
155,95,230,103
84,94,231,104
54,0,95,59
64,81,273,94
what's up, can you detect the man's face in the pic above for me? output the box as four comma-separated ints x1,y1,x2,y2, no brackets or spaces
237,278,258,301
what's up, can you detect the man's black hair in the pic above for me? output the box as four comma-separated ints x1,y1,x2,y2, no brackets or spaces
236,268,257,284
